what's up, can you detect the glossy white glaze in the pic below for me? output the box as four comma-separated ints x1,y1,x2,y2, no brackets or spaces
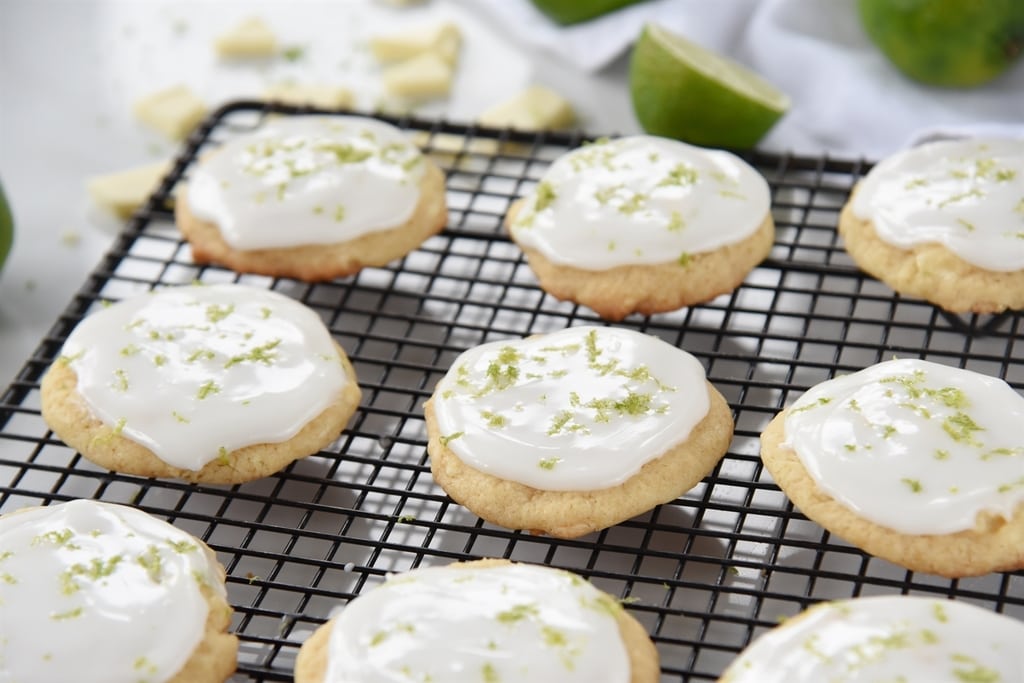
59,283,348,471
0,499,226,683
783,358,1024,535
186,115,426,250
721,596,1024,683
432,326,710,490
508,135,770,269
851,137,1024,271
324,563,630,683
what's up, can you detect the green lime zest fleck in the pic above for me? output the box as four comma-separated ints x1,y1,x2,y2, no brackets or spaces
51,607,84,620
617,192,647,214
58,349,86,365
904,177,928,189
281,44,306,61
113,368,129,392
901,478,923,493
369,630,388,647
205,303,235,323
789,396,832,414
166,539,196,553
0,572,16,584
534,181,557,212
334,205,346,222
439,431,464,447
34,528,75,548
172,411,189,424
186,348,216,363
950,653,1001,683
937,188,984,209
981,447,1024,460
942,412,984,446
547,410,575,436
119,344,140,357
933,603,949,623
594,183,623,205
657,162,698,187
480,410,507,428
482,662,500,683
956,218,976,232
538,457,561,470
136,545,163,583
153,354,168,367
196,380,221,400
224,338,282,368
678,252,692,267
317,142,373,164
667,210,685,232
496,602,539,624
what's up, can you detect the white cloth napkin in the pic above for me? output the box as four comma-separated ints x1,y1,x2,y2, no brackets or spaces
464,0,1024,158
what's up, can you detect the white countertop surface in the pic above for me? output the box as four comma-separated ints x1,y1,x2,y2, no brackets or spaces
1,0,1022,389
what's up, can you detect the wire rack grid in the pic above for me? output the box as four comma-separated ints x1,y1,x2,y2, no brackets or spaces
1,102,1022,682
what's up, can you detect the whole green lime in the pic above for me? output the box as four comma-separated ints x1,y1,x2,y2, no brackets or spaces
858,0,1024,87
0,181,12,275
530,0,648,25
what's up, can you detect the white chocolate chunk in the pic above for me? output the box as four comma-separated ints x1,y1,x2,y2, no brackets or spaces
382,52,453,100
263,83,354,109
214,16,277,58
133,85,207,140
87,161,172,218
479,85,576,130
370,21,461,65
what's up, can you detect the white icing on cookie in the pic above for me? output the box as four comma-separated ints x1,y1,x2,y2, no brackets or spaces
186,115,426,250
324,563,630,683
432,326,711,491
0,499,226,683
508,135,770,269
58,283,349,471
783,358,1024,535
851,137,1024,271
721,596,1024,683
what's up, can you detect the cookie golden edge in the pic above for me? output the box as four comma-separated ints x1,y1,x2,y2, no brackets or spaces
2,504,239,683
506,199,775,321
39,342,362,484
174,160,448,282
293,558,660,683
424,383,734,539
838,187,1024,314
759,410,1024,578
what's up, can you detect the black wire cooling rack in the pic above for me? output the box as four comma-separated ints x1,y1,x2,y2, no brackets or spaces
1,102,1022,682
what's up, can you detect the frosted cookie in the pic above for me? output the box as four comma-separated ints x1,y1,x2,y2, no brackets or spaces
760,358,1024,577
424,326,734,538
506,136,774,320
0,499,237,683
839,137,1024,313
718,595,1024,683
177,115,447,281
294,559,659,683
40,284,361,484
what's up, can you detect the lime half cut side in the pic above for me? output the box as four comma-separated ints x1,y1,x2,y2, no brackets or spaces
629,23,790,149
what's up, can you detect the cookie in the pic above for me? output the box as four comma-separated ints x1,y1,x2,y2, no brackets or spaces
41,283,361,484
719,595,1024,682
838,137,1024,313
506,135,774,320
176,115,448,281
424,325,733,538
0,499,237,683
760,358,1024,577
294,559,659,683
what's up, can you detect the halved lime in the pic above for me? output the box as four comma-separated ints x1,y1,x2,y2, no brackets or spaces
629,23,790,149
